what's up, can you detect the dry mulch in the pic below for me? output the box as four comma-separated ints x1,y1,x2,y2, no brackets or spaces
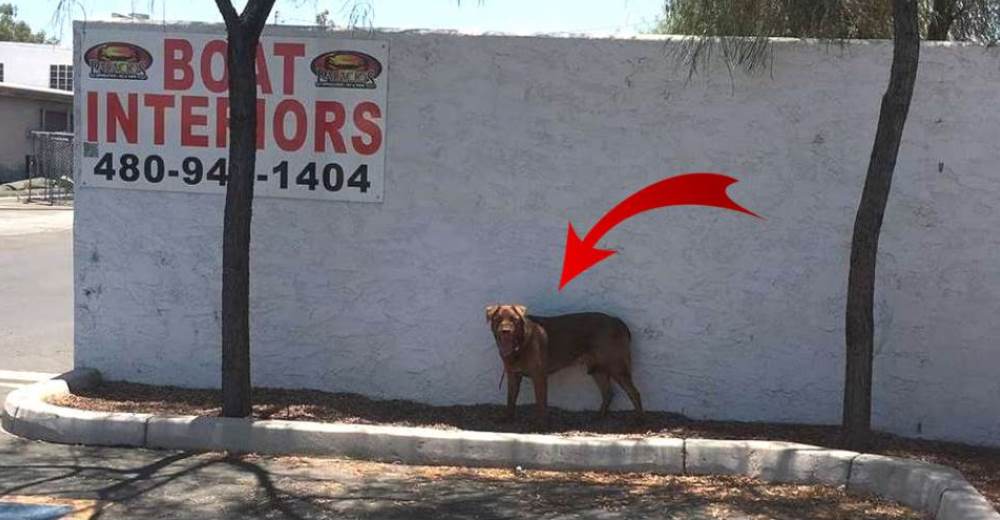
262,455,925,519
416,469,923,519
51,381,1000,511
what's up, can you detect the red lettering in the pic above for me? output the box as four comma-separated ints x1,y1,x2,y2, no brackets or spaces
273,42,305,95
255,44,273,94
163,39,194,90
87,91,98,141
273,99,307,151
180,96,209,147
215,97,229,148
351,102,382,155
107,93,138,144
314,101,347,153
143,95,174,145
201,39,228,93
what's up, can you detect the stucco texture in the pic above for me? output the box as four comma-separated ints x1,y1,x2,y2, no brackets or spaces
75,29,1000,447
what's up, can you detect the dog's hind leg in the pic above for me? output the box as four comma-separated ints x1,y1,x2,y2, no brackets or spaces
611,372,644,416
591,371,613,417
530,372,549,426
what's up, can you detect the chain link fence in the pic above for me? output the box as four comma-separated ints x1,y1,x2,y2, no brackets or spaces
25,131,74,205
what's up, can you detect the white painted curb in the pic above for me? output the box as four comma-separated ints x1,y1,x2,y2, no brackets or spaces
4,369,998,520
684,438,859,485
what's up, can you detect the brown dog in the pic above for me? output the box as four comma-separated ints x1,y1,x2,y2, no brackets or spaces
485,304,643,423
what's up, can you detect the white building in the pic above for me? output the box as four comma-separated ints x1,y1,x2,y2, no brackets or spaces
0,42,73,183
0,41,73,91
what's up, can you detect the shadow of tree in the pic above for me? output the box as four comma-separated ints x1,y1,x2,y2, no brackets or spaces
51,375,1000,511
0,447,922,520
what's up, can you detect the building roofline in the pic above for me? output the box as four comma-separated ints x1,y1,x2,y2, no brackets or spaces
0,83,73,103
0,41,71,51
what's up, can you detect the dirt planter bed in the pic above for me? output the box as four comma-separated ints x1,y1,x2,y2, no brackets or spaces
4,369,998,520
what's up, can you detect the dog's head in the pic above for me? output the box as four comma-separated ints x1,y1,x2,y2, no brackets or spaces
485,304,527,359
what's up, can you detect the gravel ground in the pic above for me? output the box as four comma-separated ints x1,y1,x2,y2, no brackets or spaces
51,381,1000,511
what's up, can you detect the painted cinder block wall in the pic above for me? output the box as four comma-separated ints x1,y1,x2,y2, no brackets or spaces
75,27,1000,447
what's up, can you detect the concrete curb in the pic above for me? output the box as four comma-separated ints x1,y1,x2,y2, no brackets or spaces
849,454,968,515
684,439,857,485
4,369,998,520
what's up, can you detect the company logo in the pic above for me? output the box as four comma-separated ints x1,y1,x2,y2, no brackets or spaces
84,42,153,80
310,51,382,89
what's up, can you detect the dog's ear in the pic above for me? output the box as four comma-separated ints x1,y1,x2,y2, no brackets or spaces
485,305,500,322
513,305,527,318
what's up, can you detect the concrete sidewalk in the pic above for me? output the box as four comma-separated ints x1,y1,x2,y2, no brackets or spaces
0,201,73,237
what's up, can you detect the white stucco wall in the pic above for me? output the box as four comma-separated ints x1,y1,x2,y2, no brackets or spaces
75,27,1000,447
0,42,72,89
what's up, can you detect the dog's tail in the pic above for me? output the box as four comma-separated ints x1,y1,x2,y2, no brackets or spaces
617,317,633,373
616,317,632,342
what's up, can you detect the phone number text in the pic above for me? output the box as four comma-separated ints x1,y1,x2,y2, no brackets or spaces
90,152,372,194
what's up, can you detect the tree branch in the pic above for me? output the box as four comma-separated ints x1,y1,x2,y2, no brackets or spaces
240,0,277,38
214,0,239,30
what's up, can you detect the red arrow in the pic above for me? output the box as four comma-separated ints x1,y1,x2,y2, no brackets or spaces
559,173,760,290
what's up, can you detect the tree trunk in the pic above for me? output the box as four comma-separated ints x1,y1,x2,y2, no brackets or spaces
926,0,955,41
215,0,275,418
220,28,256,418
842,0,920,450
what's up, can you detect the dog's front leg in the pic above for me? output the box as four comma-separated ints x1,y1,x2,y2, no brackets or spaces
531,372,548,426
504,371,522,420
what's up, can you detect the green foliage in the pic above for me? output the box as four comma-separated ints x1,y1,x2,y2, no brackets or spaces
652,0,1000,42
0,4,51,43
649,0,999,76
654,0,892,39
315,9,335,27
927,0,1000,42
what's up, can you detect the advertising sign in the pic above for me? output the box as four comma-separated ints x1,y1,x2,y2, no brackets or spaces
74,23,387,202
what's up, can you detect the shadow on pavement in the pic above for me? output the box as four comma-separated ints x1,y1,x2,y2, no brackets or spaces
0,436,920,520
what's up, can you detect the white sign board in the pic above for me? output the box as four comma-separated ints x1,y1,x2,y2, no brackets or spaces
74,24,387,202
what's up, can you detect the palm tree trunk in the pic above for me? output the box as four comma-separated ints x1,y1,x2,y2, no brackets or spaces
842,0,920,450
